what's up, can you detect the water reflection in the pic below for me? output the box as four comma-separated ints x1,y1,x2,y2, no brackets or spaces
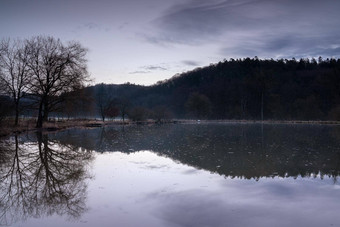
85,151,340,227
51,123,340,180
0,133,93,226
1,124,340,227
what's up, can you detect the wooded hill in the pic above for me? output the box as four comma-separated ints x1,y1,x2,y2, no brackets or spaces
2,57,340,122
87,57,340,121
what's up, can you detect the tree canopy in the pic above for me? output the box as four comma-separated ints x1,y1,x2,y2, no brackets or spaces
0,36,90,127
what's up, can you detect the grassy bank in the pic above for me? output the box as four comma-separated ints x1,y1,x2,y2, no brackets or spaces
0,118,127,138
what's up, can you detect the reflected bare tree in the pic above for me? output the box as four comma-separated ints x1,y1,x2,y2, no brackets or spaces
0,133,93,226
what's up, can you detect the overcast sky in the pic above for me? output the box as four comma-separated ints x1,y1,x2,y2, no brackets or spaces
1,0,340,85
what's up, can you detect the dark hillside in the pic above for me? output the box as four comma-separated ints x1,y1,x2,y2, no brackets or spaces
2,57,339,121
68,57,340,121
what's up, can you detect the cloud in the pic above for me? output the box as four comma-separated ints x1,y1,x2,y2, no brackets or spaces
146,0,340,58
118,22,129,31
182,60,200,66
74,22,111,33
143,65,167,71
129,64,168,74
84,22,100,30
129,70,150,74
220,33,340,59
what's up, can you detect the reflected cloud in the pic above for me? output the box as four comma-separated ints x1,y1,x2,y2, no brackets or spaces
144,164,169,170
146,180,340,227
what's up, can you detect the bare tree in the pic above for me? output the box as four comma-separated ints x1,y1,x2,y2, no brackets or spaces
26,36,89,128
61,89,95,120
96,84,111,122
95,84,121,122
0,39,30,126
118,96,130,123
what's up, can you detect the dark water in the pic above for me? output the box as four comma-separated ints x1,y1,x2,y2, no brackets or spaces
1,123,340,227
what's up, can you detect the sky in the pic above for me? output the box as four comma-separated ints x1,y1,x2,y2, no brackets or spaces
1,0,340,85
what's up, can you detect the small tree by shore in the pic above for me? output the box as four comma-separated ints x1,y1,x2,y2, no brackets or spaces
0,39,30,126
26,36,89,128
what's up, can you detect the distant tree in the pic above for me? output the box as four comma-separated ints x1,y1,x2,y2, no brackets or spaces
254,69,272,121
128,106,149,122
185,92,212,119
26,36,89,128
104,99,120,120
118,97,131,122
76,88,96,119
0,39,30,126
151,105,172,123
96,84,114,122
61,88,95,119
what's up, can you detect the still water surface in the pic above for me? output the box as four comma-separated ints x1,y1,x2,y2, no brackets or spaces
1,123,340,227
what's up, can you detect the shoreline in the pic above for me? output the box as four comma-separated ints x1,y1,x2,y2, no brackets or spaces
185,119,340,125
1,118,339,138
0,119,126,138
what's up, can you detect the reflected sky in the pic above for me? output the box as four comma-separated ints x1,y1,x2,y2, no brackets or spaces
1,124,340,226
61,151,340,227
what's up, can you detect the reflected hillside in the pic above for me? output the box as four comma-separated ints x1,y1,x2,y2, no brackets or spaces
0,133,93,226
51,124,340,180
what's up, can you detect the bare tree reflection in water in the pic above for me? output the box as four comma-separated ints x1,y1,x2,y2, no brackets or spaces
0,133,93,226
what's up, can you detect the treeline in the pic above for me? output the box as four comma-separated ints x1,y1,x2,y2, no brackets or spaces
86,57,340,121
2,42,340,123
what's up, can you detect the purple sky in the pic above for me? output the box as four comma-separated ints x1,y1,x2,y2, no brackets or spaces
1,0,340,85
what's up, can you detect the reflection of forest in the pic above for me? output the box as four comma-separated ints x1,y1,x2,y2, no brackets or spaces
51,124,340,180
0,133,93,226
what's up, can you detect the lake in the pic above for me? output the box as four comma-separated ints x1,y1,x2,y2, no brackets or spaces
1,123,340,227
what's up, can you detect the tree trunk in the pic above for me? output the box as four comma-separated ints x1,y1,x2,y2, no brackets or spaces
43,98,49,123
14,102,19,126
261,91,264,121
36,100,44,128
36,113,43,128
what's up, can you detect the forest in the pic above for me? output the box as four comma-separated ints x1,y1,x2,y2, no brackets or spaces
79,57,340,121
1,55,340,123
